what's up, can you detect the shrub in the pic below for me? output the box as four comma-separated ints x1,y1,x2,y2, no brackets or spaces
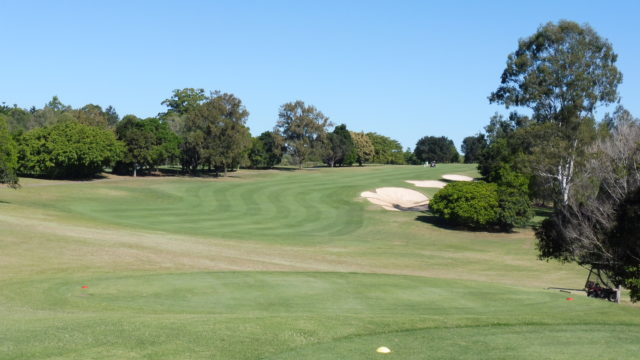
430,181,499,228
17,121,123,178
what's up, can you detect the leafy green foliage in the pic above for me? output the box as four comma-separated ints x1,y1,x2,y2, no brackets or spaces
350,131,374,166
494,166,533,231
180,92,251,175
17,121,123,178
430,182,499,228
114,115,180,176
489,20,621,205
413,136,459,163
322,124,355,167
431,169,532,231
366,132,405,164
403,147,420,165
161,88,207,116
248,131,285,168
276,101,332,168
0,115,19,188
461,134,487,164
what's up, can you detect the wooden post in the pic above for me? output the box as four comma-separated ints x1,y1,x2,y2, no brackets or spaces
616,285,621,304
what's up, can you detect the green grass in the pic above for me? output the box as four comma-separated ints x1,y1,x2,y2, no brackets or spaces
1,164,638,359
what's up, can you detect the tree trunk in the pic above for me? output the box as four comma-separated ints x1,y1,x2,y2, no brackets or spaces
133,163,137,177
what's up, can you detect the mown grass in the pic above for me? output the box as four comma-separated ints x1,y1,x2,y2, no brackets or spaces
0,164,638,359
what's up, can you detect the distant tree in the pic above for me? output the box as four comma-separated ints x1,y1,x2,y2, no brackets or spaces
183,92,251,176
248,131,285,168
413,136,459,163
161,88,208,116
72,104,110,128
461,134,487,164
403,147,420,165
17,121,123,178
276,101,332,168
0,115,19,188
322,124,355,167
105,105,120,127
31,96,75,129
350,131,374,166
489,20,622,205
366,133,405,164
115,115,180,176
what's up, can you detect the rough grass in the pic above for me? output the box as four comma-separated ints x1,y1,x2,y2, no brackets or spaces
0,164,638,359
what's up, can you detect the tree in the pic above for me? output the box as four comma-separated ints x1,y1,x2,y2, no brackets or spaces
182,92,251,176
0,115,19,188
276,101,332,168
413,136,459,163
350,131,374,166
17,121,123,178
490,20,622,205
461,134,487,164
115,115,180,176
536,112,640,301
105,106,120,127
161,88,207,116
404,147,420,165
72,104,110,128
248,131,285,168
322,124,355,167
366,133,405,164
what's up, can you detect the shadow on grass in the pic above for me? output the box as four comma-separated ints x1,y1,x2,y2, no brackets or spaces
415,213,517,233
20,173,109,181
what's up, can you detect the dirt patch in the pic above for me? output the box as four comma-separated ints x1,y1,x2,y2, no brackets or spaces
360,187,429,211
405,180,447,188
442,174,474,181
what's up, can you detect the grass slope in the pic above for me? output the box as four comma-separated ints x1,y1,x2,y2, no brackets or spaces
0,165,638,359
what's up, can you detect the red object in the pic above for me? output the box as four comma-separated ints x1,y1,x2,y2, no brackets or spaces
81,285,89,289
566,297,573,301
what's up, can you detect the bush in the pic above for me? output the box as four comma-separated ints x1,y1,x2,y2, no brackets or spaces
430,177,532,231
17,121,123,178
430,181,499,228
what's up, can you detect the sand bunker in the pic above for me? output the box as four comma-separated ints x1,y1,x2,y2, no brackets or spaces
405,180,448,188
442,174,474,182
360,187,429,212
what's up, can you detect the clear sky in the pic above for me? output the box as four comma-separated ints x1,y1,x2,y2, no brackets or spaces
2,0,639,151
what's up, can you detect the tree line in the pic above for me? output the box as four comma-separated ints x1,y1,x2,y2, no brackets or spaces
0,90,465,185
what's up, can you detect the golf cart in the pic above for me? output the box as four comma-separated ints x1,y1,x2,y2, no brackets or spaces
584,267,618,302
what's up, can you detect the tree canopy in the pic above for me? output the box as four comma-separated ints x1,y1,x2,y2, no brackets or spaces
17,121,123,179
0,115,19,188
366,133,404,164
276,101,332,168
461,134,487,164
322,124,355,167
180,91,252,176
115,115,180,176
350,131,374,166
413,136,459,163
489,20,622,204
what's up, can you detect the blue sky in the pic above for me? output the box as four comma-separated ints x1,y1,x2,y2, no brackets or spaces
2,0,639,150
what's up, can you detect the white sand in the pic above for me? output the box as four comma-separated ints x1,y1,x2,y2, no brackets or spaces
441,174,474,182
405,180,448,188
360,187,429,212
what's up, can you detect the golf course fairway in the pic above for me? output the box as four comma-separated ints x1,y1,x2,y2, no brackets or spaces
1,165,638,359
